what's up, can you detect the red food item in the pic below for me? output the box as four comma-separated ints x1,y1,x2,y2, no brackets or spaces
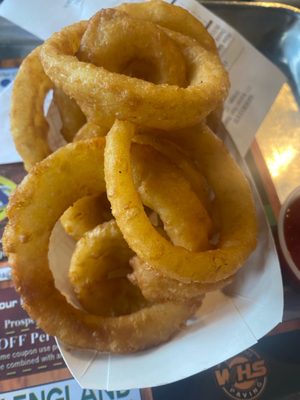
284,196,300,270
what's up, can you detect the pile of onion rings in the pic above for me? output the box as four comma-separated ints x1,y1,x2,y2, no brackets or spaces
4,0,257,353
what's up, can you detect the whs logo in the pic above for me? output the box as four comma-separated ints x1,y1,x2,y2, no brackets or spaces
214,349,267,400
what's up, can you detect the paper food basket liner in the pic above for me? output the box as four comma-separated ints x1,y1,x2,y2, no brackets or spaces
46,105,283,391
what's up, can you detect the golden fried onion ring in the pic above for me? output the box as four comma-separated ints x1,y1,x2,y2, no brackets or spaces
40,10,229,130
77,8,187,87
11,47,53,170
131,143,213,251
3,138,198,353
69,220,146,317
61,193,112,241
105,120,257,283
130,257,232,303
133,133,212,212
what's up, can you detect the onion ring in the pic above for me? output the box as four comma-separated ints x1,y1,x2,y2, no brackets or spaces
133,133,212,212
77,8,186,87
40,10,229,130
11,47,52,170
3,137,200,352
104,120,257,283
60,193,112,240
69,220,146,317
131,143,213,251
130,256,232,302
